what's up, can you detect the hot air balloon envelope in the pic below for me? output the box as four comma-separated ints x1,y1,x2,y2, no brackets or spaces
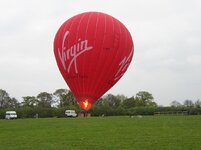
54,12,134,110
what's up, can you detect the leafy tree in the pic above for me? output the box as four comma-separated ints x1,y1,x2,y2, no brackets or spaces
22,96,38,108
53,89,69,107
94,98,104,107
37,92,53,108
8,98,20,108
135,91,157,107
102,94,121,109
170,100,182,107
53,89,78,107
65,90,78,106
116,94,127,102
0,89,10,108
0,89,19,108
122,97,136,108
194,99,201,108
92,95,121,115
183,99,194,107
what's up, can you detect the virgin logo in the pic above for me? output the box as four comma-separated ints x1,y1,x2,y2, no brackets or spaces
114,47,133,81
58,31,93,73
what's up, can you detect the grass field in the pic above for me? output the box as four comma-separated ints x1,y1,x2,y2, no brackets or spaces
0,116,201,150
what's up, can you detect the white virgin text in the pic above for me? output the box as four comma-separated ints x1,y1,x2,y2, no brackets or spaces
58,31,93,73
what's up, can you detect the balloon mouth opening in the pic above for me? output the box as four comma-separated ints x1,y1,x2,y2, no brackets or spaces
79,99,92,110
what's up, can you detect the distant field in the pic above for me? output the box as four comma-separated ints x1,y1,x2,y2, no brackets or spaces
0,116,201,150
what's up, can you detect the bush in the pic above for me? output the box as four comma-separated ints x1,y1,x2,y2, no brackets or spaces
0,109,6,119
1,106,201,119
127,107,156,116
188,108,201,115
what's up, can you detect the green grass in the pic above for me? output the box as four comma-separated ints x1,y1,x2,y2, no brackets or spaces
0,116,201,150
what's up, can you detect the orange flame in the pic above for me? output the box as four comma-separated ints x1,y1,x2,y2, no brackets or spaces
80,99,92,110
83,100,88,108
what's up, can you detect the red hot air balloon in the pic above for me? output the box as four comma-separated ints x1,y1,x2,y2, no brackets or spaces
54,12,134,110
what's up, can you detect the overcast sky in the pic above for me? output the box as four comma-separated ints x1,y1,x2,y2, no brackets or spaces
0,0,201,106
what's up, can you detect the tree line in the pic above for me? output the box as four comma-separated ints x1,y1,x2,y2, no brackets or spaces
0,89,157,109
0,88,201,118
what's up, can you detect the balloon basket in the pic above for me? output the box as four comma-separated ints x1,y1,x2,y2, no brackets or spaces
78,111,91,118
